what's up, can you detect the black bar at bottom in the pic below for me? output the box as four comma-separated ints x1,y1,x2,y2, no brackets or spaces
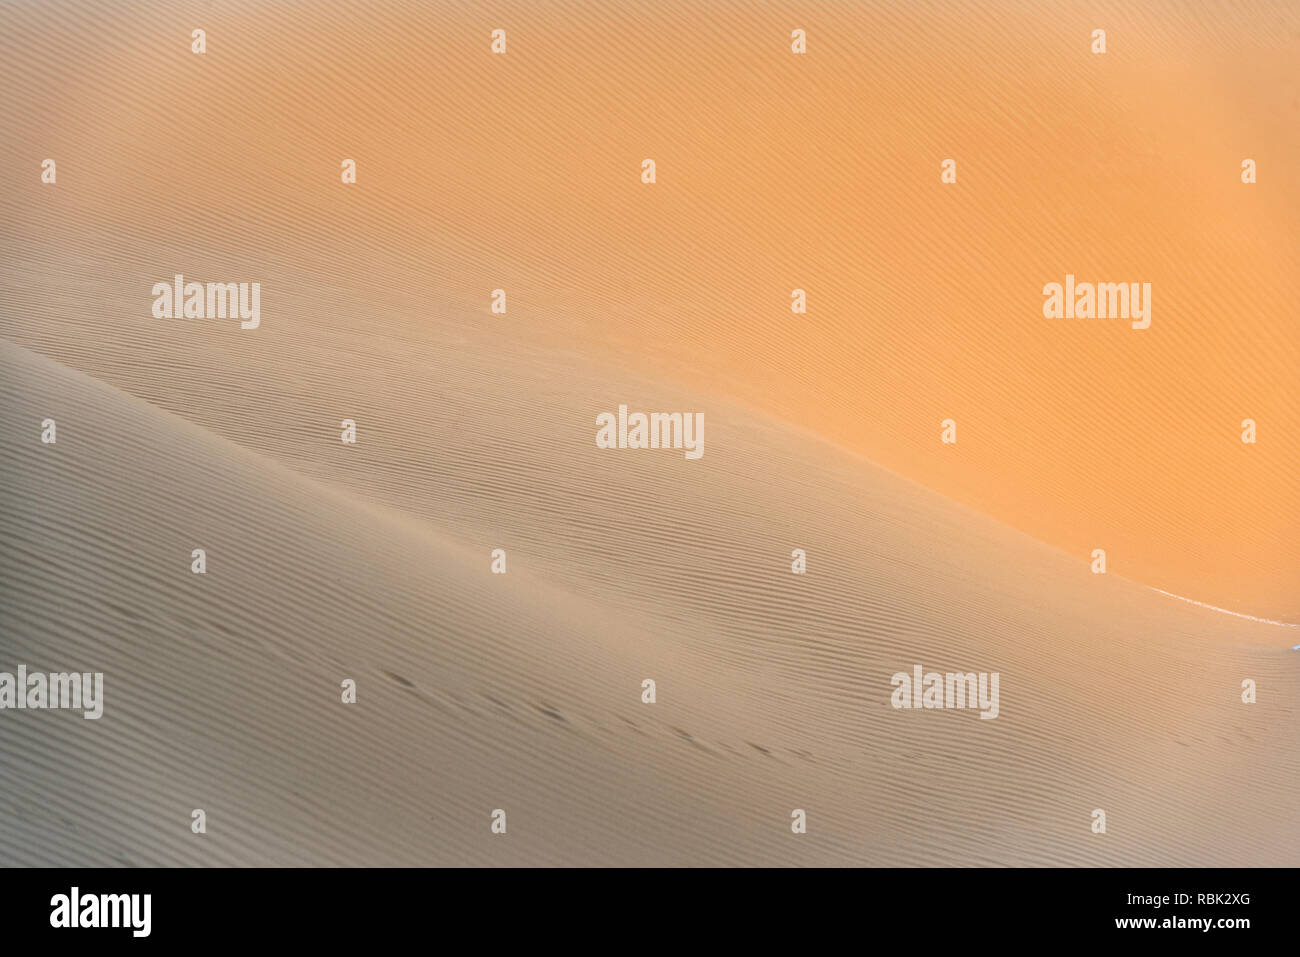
0,866,1279,943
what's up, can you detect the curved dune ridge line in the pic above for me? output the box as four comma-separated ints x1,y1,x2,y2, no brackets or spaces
1,0,1297,866
1145,588,1300,629
1,0,1297,618
2,338,1298,866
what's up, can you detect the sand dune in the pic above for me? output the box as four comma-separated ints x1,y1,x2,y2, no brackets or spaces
2,338,1296,866
2,0,1297,617
1,0,1297,867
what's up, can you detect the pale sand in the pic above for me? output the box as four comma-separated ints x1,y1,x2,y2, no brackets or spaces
2,0,1297,867
2,337,1296,866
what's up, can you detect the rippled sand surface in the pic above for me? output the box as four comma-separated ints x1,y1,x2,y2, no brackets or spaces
1,1,1297,865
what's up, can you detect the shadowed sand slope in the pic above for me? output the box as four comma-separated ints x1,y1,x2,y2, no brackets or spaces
2,339,1297,866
